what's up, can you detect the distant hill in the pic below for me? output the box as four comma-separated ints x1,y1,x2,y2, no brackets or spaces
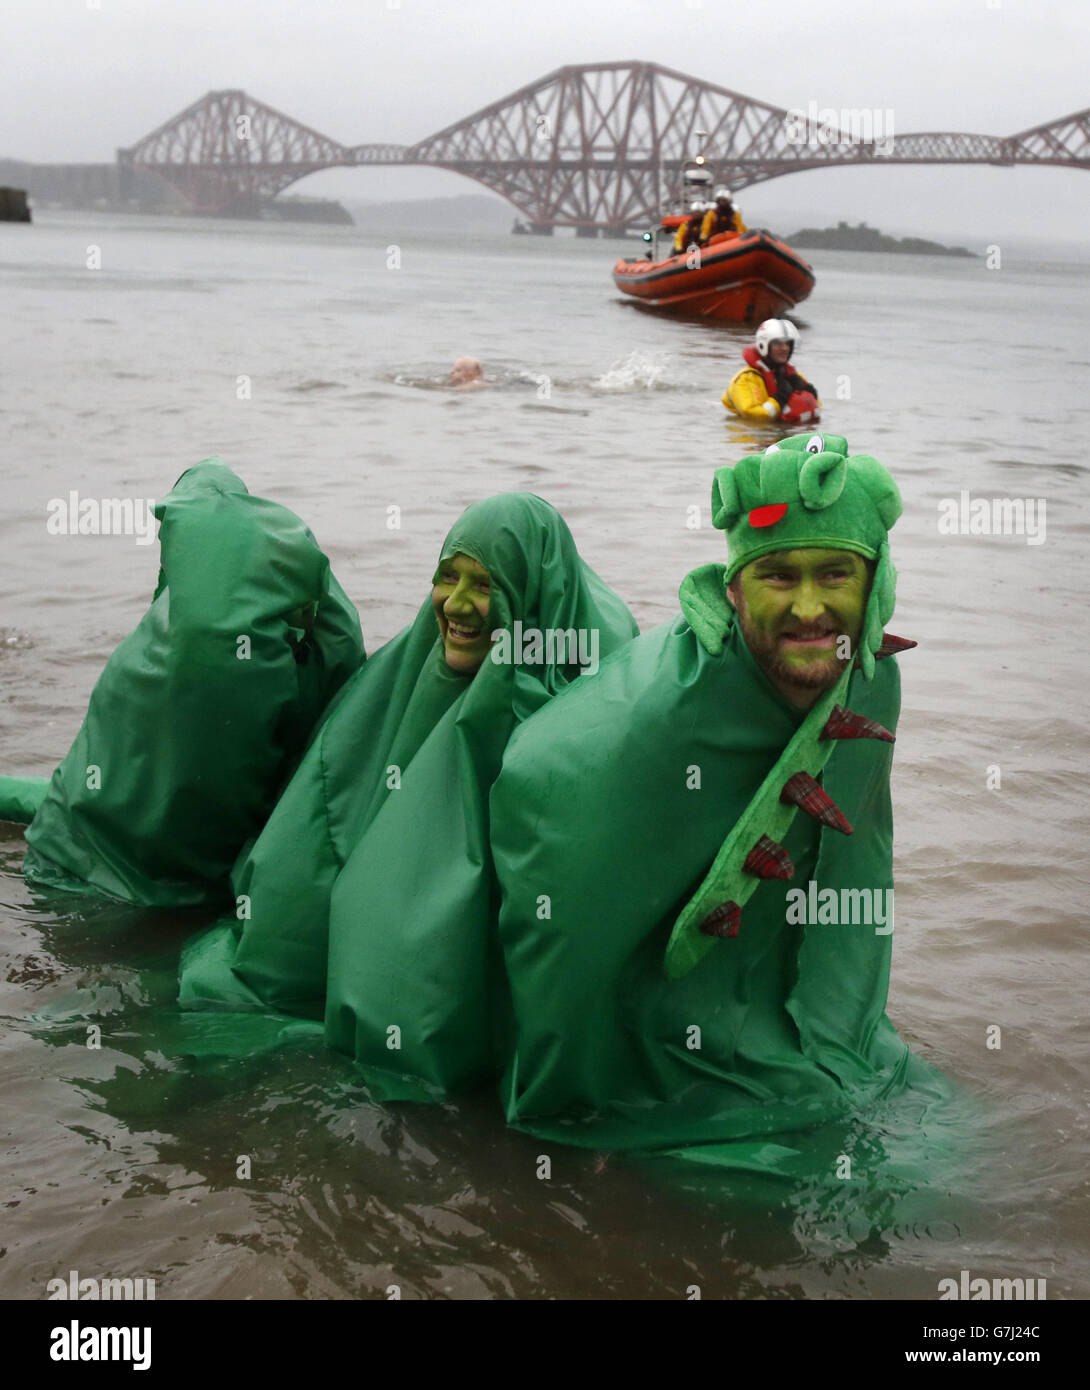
342,193,512,232
788,220,976,257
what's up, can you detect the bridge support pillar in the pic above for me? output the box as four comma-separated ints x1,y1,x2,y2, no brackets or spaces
117,151,134,203
528,222,554,235
575,226,599,238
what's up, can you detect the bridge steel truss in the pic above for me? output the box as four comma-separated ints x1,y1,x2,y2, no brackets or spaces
118,89,405,214
119,64,1090,226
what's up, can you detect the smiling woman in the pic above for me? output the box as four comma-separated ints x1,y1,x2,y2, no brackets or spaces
432,552,494,673
180,492,638,1098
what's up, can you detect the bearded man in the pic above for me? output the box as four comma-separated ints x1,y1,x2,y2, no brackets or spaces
489,433,937,1164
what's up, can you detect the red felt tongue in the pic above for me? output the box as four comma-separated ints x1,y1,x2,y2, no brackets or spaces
749,503,788,528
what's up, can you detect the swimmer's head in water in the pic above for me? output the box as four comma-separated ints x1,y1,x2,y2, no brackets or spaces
449,357,483,385
431,551,493,674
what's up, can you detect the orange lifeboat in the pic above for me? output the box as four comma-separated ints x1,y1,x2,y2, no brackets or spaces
613,223,815,324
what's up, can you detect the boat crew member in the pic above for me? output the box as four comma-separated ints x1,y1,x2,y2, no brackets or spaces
723,319,821,424
673,201,708,256
701,187,748,242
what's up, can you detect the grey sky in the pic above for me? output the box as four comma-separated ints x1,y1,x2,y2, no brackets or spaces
3,0,1087,244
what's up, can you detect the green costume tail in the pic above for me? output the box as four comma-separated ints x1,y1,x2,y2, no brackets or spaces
20,460,363,906
0,775,50,825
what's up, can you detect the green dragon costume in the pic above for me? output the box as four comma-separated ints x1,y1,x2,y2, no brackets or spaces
180,492,639,1101
11,460,363,907
489,434,935,1156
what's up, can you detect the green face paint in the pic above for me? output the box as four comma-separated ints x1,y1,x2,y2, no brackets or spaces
431,551,493,674
730,547,869,708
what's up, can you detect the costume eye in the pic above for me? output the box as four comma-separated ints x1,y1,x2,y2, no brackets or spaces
804,435,825,454
763,444,781,455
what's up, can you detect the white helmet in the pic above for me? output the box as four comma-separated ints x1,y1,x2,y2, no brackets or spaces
714,187,734,201
755,318,799,360
689,200,705,214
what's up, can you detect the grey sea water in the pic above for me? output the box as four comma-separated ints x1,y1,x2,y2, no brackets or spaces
1,211,1088,1299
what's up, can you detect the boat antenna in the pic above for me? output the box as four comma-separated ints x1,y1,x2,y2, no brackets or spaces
678,128,713,207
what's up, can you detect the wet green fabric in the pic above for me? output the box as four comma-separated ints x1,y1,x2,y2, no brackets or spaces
0,775,50,824
491,594,926,1152
661,438,903,977
489,442,933,1155
662,565,853,980
180,493,639,1102
21,461,363,907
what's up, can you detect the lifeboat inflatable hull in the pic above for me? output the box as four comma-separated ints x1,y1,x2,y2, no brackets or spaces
612,231,815,323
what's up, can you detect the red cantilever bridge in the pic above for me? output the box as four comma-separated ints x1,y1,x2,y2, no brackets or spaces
117,60,1090,229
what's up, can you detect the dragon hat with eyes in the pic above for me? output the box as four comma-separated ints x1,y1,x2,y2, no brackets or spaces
666,434,916,979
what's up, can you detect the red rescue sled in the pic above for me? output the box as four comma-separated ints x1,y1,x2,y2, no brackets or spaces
613,226,815,324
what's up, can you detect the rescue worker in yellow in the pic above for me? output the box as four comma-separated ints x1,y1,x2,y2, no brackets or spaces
722,319,822,425
673,201,708,256
701,187,748,242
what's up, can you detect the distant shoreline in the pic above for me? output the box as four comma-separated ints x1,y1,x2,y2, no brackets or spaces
788,221,976,257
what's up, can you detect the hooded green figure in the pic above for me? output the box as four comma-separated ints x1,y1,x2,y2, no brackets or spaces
15,461,363,907
490,434,937,1159
179,492,638,1099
